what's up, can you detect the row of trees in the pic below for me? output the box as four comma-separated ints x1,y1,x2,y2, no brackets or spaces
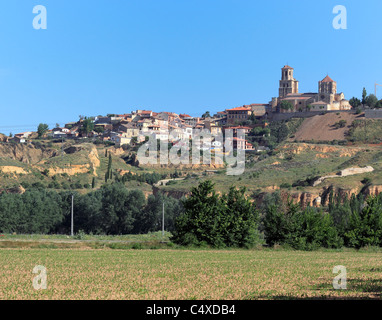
0,183,183,235
2,180,382,250
349,88,382,109
172,181,382,250
260,190,382,249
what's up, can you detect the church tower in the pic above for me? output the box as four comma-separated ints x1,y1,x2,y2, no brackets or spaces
318,75,337,104
279,65,299,98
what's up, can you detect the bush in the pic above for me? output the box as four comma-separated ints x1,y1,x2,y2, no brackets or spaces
361,177,372,185
263,200,342,250
334,120,347,129
344,195,382,248
171,180,260,248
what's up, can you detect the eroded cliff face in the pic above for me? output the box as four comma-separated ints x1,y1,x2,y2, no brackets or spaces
0,134,9,143
0,143,59,164
280,143,362,157
364,185,382,197
0,185,26,194
252,184,376,209
254,190,322,209
46,164,91,176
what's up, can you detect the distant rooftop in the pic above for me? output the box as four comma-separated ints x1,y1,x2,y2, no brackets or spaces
321,75,335,83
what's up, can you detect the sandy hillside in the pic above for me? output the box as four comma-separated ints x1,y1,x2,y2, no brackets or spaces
293,112,363,141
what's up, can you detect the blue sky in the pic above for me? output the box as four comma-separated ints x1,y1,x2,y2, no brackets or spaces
0,0,381,134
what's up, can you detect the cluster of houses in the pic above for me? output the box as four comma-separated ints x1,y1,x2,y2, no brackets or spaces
11,106,270,151
8,65,361,152
10,65,356,151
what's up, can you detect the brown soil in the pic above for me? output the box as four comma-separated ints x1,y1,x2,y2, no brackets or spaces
293,112,362,141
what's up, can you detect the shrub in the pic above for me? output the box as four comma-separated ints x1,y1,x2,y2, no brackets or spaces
263,200,342,250
344,195,382,248
280,183,292,189
171,180,260,248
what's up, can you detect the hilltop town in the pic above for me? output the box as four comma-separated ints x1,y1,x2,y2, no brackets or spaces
6,65,365,149
1,65,382,207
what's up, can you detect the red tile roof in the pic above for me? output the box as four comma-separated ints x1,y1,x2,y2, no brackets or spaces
225,126,252,130
227,106,252,112
282,65,293,69
321,75,335,83
282,96,311,100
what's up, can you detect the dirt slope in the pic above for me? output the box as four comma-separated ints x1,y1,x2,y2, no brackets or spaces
293,112,362,141
0,143,59,164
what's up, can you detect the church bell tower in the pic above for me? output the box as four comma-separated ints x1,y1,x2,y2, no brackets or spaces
279,65,299,98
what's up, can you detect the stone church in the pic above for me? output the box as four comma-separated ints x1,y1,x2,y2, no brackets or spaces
271,65,351,112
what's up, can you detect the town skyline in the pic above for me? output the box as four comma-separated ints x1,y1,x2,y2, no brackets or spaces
1,0,382,134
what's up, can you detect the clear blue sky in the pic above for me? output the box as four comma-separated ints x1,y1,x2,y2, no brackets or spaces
0,0,381,134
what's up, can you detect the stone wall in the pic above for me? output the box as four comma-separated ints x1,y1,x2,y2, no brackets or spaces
268,110,356,122
365,109,382,119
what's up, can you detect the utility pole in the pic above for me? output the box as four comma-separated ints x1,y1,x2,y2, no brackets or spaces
162,201,165,238
61,136,64,163
375,83,382,98
71,194,74,237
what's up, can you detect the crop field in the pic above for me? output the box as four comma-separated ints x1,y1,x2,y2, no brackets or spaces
0,246,381,300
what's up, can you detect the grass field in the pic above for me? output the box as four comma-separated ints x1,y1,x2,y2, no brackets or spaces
0,245,381,300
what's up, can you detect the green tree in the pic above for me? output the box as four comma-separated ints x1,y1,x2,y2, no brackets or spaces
80,117,94,137
263,199,342,250
365,94,378,108
172,180,259,248
134,194,184,234
249,111,257,123
98,183,145,234
94,126,104,134
362,88,367,105
37,123,49,138
105,153,113,182
349,97,361,109
344,195,382,248
280,101,294,111
202,111,211,119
